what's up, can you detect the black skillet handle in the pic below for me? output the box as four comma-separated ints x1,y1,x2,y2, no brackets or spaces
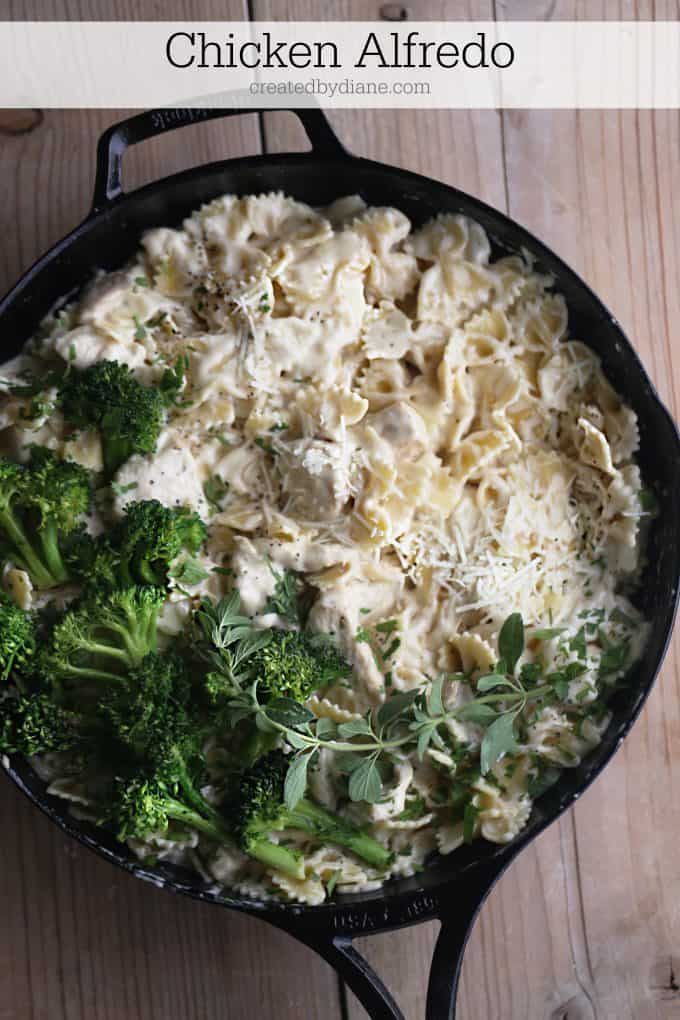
91,106,348,213
284,856,508,1020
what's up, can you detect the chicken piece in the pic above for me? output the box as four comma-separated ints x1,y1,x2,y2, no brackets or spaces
280,439,354,520
366,401,428,451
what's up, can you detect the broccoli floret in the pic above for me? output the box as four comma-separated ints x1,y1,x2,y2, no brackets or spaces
0,691,79,755
101,652,192,755
104,500,208,588
229,630,350,768
253,630,351,701
0,592,36,681
58,361,165,475
0,449,92,588
101,651,228,837
109,773,232,845
43,586,165,687
232,751,392,879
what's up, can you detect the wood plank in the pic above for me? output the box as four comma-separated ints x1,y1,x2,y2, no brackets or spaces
0,0,261,297
0,778,341,1020
256,0,505,211
497,2,680,1019
0,3,342,1019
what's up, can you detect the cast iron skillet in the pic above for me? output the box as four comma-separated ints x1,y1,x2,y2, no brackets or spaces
1,107,679,1020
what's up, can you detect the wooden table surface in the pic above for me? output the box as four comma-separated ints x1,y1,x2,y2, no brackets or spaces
2,2,680,1018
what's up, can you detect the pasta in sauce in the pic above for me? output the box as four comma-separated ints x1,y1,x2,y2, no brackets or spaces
0,193,648,904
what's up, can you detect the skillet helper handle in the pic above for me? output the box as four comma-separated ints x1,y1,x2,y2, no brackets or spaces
292,858,507,1020
91,106,347,212
425,863,506,1020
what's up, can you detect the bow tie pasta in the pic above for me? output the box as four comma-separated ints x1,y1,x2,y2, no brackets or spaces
1,192,648,905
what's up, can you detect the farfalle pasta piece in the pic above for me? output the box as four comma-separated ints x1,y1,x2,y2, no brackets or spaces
525,707,610,767
274,229,370,319
442,632,496,674
448,428,510,477
407,212,491,264
470,777,532,844
417,257,496,327
577,417,616,475
295,385,368,438
361,301,413,361
351,206,419,302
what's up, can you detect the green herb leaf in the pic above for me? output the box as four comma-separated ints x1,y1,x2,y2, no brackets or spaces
376,690,419,729
416,725,434,760
598,641,630,676
254,436,275,455
569,627,587,661
480,712,519,775
348,757,383,803
499,613,524,673
548,672,570,701
132,315,147,340
284,731,309,750
463,802,479,844
315,717,337,740
457,702,499,725
398,794,427,821
337,718,373,739
134,275,150,288
203,475,229,514
532,627,565,640
383,638,401,660
110,480,138,499
159,355,188,406
527,765,561,799
476,673,515,694
336,751,367,774
284,754,310,810
264,564,308,626
266,698,314,730
169,557,210,586
325,871,340,898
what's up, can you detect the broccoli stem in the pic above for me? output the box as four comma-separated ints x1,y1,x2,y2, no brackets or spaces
247,837,306,879
137,559,161,585
37,519,69,586
102,438,131,478
174,762,228,833
0,507,56,588
103,616,157,665
163,796,233,845
55,662,129,685
288,799,392,871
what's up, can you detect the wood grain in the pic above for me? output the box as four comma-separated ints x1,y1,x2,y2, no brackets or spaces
3,1,680,1018
495,3,680,1019
0,777,341,1020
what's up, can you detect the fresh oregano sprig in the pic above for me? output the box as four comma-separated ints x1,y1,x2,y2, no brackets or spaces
214,614,565,809
198,599,630,811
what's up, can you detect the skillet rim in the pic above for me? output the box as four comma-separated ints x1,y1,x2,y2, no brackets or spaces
1,147,679,932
